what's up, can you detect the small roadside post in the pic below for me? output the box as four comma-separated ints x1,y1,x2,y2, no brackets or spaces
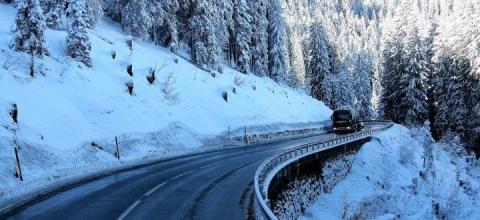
14,147,23,181
227,126,230,140
244,126,248,144
115,136,120,160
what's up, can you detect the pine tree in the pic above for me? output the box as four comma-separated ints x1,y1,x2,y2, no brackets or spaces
214,0,234,65
353,50,374,119
268,0,291,85
380,9,410,123
287,28,304,88
150,0,180,52
10,0,49,57
432,39,469,139
84,0,103,28
334,61,355,108
308,21,333,102
400,25,429,126
234,0,252,73
458,1,480,152
45,0,66,29
249,0,269,76
424,20,439,131
103,0,123,22
66,0,92,67
189,0,221,71
321,73,336,109
432,52,452,138
122,0,152,37
448,60,469,137
468,103,480,153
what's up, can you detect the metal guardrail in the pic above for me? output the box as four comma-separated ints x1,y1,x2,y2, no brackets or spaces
253,121,393,220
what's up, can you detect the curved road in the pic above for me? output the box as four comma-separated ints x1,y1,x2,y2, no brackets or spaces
2,125,382,220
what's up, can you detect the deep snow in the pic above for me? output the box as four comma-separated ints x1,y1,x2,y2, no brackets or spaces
0,3,331,204
301,125,480,220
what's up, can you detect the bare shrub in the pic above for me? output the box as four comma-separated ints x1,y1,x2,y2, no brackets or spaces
341,195,353,219
149,59,169,82
350,209,369,220
409,177,418,195
111,50,116,59
399,144,414,166
162,72,179,104
436,186,460,219
156,59,169,72
342,195,391,220
233,75,246,87
2,56,21,70
273,176,323,220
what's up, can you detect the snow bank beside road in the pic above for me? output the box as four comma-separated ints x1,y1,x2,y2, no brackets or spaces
301,125,480,220
0,3,331,204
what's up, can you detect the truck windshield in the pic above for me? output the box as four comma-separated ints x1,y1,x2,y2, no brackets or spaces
333,110,350,121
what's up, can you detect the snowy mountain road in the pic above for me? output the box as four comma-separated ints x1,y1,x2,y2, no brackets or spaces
2,125,382,220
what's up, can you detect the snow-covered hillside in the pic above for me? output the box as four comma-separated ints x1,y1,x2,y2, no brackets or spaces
301,125,480,220
0,3,330,202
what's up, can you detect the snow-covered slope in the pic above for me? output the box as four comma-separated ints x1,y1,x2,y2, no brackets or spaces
0,4,330,202
301,125,480,220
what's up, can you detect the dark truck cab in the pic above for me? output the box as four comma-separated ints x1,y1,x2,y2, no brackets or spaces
331,107,363,133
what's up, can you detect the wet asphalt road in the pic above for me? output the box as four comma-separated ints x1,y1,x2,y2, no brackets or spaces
3,126,381,220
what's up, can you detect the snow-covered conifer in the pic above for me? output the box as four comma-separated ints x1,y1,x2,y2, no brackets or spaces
213,0,234,63
45,0,66,29
380,9,410,123
103,0,122,22
400,25,429,126
234,0,252,73
10,0,48,57
308,21,333,103
66,0,92,67
334,62,355,108
122,0,152,38
84,0,103,28
353,50,374,119
150,0,180,52
249,0,269,76
268,0,291,85
189,0,221,71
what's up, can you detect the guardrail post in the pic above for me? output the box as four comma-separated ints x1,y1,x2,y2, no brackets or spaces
14,147,23,181
114,136,120,160
244,126,248,144
227,126,230,139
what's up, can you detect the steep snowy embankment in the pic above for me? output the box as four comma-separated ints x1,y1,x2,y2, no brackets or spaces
0,4,330,203
301,125,480,220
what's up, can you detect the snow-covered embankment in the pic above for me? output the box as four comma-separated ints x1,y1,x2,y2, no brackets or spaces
301,125,480,220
